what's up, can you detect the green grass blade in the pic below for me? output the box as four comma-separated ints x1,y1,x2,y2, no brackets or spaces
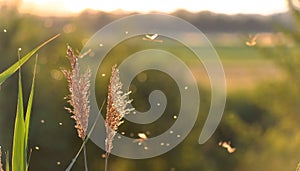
6,151,9,171
12,68,25,171
0,34,60,85
24,56,37,150
24,56,37,171
25,149,32,171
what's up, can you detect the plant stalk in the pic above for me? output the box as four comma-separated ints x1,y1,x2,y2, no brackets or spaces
83,145,88,171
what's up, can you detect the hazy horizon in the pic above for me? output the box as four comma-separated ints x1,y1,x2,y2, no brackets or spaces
1,0,288,17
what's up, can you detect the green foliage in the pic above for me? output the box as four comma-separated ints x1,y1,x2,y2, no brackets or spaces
12,63,26,171
0,27,59,170
0,34,59,85
12,57,37,171
24,57,37,150
236,1,300,170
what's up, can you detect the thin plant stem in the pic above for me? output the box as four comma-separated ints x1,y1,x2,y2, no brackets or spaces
105,152,109,171
83,145,88,171
26,149,33,171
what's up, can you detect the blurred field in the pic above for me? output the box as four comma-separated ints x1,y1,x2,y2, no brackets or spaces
0,5,299,171
214,46,283,91
164,44,284,91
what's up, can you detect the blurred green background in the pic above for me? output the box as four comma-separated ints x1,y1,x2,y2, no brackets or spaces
0,1,300,171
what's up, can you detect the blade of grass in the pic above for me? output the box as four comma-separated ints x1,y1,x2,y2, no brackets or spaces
25,149,32,171
24,55,38,149
0,34,60,85
65,100,106,171
24,56,38,171
12,63,25,171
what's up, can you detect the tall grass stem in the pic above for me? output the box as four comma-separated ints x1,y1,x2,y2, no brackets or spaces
83,145,88,171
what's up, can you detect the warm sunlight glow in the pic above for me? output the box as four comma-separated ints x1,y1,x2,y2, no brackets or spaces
19,0,288,16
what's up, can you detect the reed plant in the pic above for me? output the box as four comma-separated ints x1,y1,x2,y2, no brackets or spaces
105,64,134,171
63,48,134,170
0,35,135,171
63,46,91,171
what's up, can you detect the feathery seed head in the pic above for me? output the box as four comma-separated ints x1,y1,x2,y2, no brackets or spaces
62,46,91,140
105,65,134,153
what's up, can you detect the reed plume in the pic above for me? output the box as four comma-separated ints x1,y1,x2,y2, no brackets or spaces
105,64,134,154
0,146,3,171
62,46,91,141
62,46,91,171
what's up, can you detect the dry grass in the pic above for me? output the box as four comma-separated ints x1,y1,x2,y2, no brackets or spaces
62,46,91,141
63,46,92,171
105,65,134,171
105,64,134,153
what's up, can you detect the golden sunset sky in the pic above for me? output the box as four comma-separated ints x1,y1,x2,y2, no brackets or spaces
16,0,288,16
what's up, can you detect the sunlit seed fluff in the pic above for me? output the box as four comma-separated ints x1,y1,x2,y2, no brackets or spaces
105,65,134,154
0,146,3,171
62,46,91,141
